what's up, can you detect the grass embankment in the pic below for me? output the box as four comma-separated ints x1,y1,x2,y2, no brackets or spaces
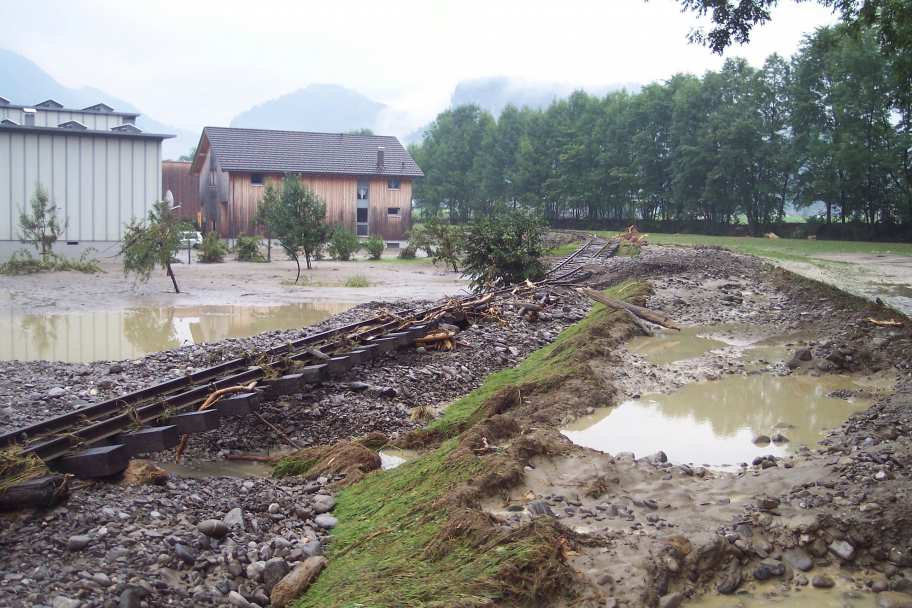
292,281,647,608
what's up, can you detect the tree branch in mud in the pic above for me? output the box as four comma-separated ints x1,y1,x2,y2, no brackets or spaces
579,288,681,330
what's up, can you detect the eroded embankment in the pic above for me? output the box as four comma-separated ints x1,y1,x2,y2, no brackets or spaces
289,282,648,607
288,248,912,608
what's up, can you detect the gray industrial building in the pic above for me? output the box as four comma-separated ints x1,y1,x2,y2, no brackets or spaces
0,96,173,259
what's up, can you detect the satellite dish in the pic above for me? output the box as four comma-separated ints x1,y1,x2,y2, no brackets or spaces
165,190,175,206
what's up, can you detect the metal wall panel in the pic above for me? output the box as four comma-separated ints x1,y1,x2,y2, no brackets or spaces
0,131,164,246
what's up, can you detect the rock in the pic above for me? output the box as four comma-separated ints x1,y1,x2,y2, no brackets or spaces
224,507,246,531
108,364,124,374
812,575,835,588
756,495,780,512
783,548,814,572
271,556,327,608
51,597,81,608
67,535,91,551
197,519,229,539
301,540,323,557
268,502,281,514
771,432,789,443
527,500,555,517
312,494,336,514
119,586,146,608
717,562,742,595
658,592,683,608
753,560,784,580
174,543,196,565
890,548,912,567
648,451,668,464
247,561,266,582
228,590,254,607
878,592,912,608
314,514,337,529
262,557,290,593
47,387,66,398
753,435,771,445
829,540,855,561
91,572,112,586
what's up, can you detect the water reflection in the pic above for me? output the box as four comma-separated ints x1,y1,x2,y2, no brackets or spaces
627,326,728,364
563,374,872,466
0,302,351,363
379,448,418,470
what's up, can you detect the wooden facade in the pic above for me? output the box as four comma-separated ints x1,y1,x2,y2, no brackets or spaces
190,127,421,241
216,173,413,240
161,161,202,226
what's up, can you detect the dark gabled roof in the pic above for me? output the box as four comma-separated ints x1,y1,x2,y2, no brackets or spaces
36,99,63,109
196,126,423,178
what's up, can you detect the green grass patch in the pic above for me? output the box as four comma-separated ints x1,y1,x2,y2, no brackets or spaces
295,280,647,608
546,242,581,257
0,249,102,275
344,275,371,288
273,457,317,478
593,231,912,264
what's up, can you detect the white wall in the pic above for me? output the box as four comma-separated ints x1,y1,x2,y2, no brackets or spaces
0,130,163,248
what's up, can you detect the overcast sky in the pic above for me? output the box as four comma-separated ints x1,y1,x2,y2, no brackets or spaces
1,0,837,134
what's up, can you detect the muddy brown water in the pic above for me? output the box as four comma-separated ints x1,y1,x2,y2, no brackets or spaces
563,374,878,468
158,458,276,479
686,587,877,607
0,302,351,363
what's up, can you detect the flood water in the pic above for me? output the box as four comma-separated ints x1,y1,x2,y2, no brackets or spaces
158,458,275,479
379,448,418,470
563,374,875,467
685,588,877,607
0,302,351,363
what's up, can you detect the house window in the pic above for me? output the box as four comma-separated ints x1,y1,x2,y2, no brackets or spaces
387,178,401,190
387,207,401,216
251,173,264,186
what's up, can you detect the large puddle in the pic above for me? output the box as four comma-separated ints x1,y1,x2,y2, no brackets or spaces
0,302,351,363
686,588,877,607
563,374,878,467
158,458,276,479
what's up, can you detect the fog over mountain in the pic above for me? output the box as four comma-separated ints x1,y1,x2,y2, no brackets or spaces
0,49,195,160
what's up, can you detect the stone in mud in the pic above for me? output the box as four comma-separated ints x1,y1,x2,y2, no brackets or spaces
771,432,789,443
527,500,555,517
224,507,245,531
271,556,327,608
756,495,780,512
658,592,684,608
717,562,742,595
51,597,80,608
47,387,66,398
314,514,337,529
890,547,912,567
829,540,855,561
67,534,91,551
812,575,835,588
753,559,784,580
197,519,228,539
228,590,254,607
262,557,290,593
783,548,814,572
301,540,323,557
119,586,146,608
312,494,336,514
753,435,771,445
878,592,912,608
173,543,196,565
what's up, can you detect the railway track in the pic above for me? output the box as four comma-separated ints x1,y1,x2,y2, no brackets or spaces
0,238,618,480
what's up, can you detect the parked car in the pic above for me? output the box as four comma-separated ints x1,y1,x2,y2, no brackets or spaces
180,231,203,249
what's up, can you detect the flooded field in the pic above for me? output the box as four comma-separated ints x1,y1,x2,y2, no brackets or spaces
0,302,351,363
563,373,878,467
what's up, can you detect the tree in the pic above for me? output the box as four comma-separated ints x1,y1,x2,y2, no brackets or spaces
178,145,197,162
122,200,183,293
424,215,464,272
461,207,547,292
346,128,375,136
259,175,328,282
19,184,65,261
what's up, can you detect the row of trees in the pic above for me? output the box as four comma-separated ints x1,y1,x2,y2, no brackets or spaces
411,25,912,232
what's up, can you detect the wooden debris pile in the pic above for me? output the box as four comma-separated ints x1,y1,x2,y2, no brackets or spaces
619,225,648,246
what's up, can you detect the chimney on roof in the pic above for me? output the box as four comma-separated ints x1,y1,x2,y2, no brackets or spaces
377,146,385,169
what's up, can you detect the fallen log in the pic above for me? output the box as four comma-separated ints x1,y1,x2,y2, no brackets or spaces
0,474,69,511
580,288,680,330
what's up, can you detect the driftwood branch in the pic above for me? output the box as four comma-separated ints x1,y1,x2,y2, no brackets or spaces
0,474,69,511
580,288,680,331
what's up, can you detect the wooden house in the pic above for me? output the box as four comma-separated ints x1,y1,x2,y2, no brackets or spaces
161,160,202,226
189,127,423,242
